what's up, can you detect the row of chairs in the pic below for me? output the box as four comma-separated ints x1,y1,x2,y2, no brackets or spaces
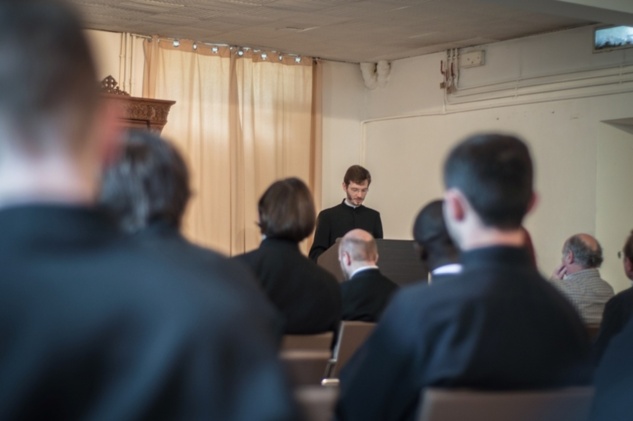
293,385,595,421
281,322,597,421
280,321,376,387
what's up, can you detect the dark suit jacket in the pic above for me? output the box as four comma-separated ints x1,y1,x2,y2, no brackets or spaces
593,286,633,363
336,246,593,421
0,205,297,421
590,316,633,421
133,221,285,342
236,238,342,334
309,201,383,261
341,268,398,322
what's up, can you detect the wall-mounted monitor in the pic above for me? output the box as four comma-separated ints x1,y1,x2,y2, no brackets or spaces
593,25,633,53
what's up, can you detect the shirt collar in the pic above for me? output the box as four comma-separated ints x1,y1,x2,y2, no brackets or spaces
350,265,379,278
432,263,462,276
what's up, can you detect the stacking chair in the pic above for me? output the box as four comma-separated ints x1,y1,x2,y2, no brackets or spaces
280,332,334,387
325,321,376,380
295,385,339,421
281,332,334,352
417,387,595,421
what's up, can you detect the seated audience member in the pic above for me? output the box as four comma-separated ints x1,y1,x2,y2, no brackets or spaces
338,229,398,322
336,134,592,421
412,199,461,282
550,234,614,324
235,178,342,334
593,230,633,362
590,316,633,421
99,129,283,339
0,1,296,420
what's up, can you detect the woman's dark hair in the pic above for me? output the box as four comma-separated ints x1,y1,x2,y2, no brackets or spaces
257,177,316,242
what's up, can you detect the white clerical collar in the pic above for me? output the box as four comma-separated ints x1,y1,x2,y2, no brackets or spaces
432,263,462,276
350,265,379,278
344,199,359,209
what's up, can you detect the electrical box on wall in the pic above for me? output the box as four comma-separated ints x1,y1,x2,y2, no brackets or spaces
460,50,485,68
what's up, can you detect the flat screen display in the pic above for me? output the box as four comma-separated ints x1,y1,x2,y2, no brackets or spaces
594,25,633,52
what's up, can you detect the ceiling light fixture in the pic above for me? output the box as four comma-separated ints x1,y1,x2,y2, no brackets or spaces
173,39,180,47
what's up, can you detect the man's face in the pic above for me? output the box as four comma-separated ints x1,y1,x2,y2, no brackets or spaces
343,180,369,206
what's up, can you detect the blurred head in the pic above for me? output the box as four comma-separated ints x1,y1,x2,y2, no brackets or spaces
99,129,191,234
561,234,603,273
338,229,378,279
412,199,459,270
342,165,372,207
622,230,633,280
0,0,101,156
443,134,535,247
258,177,316,242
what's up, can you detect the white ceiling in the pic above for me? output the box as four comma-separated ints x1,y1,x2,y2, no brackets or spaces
72,0,633,63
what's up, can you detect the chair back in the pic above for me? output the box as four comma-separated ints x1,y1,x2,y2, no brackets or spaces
295,385,339,421
281,350,332,387
418,387,595,421
329,321,376,378
282,332,334,352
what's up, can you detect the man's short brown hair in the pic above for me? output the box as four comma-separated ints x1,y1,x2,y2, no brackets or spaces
258,177,316,242
344,165,372,186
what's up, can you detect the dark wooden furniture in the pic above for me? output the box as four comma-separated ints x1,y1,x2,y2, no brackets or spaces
100,76,175,133
317,239,428,286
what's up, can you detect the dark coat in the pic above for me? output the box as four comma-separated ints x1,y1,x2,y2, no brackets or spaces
336,246,593,421
0,205,297,421
341,268,398,322
309,201,383,261
237,237,342,334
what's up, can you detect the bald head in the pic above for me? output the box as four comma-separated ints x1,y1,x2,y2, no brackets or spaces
563,233,603,270
339,229,378,278
340,229,377,261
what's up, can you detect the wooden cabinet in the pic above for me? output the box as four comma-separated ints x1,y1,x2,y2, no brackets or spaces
100,76,175,133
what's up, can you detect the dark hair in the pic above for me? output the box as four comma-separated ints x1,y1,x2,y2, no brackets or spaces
624,230,633,262
412,199,458,264
564,234,603,269
258,177,316,242
0,0,100,150
344,165,372,186
99,129,191,233
443,133,533,229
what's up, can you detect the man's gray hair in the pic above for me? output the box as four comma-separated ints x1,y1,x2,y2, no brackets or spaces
564,235,603,268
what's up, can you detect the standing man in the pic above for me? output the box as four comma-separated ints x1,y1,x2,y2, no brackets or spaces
336,134,592,421
309,165,383,262
550,233,614,325
338,229,398,322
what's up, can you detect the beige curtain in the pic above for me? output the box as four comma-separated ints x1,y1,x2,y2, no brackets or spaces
143,37,322,255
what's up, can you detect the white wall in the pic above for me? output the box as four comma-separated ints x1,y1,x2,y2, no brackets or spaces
597,122,633,292
320,61,366,209
321,25,633,287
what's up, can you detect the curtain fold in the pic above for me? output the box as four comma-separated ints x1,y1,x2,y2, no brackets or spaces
143,38,320,255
